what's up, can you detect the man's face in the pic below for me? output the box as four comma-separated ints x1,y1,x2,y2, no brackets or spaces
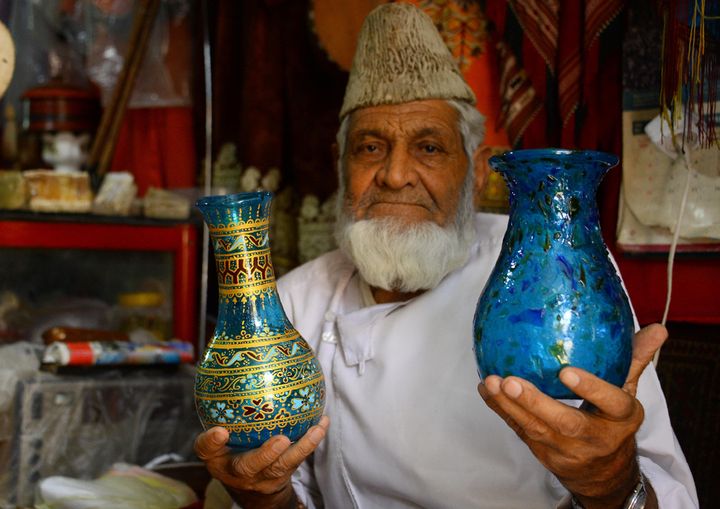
343,100,469,227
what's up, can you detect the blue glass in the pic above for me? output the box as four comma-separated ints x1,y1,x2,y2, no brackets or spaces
195,191,325,450
473,149,634,398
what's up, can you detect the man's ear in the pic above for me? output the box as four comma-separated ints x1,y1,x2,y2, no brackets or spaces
471,145,493,207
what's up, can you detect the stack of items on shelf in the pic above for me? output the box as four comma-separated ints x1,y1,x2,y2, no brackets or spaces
0,284,195,368
39,289,192,368
0,78,191,219
42,331,194,368
0,168,192,220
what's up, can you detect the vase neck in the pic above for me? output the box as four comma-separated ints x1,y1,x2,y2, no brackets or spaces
507,172,601,228
197,192,293,337
209,213,292,333
490,150,616,217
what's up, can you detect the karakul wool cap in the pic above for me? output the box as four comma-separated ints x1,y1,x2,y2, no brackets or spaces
339,2,476,118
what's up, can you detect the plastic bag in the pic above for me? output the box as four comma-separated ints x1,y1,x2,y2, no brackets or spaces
4,0,191,115
84,0,192,108
35,462,198,509
617,107,720,249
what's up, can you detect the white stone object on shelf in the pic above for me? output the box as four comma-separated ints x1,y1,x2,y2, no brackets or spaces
143,187,191,220
298,192,337,263
240,166,261,192
92,172,138,216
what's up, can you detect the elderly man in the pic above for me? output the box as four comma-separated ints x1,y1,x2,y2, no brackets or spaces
195,4,697,508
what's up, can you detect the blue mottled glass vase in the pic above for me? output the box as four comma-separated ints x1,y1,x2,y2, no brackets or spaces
473,149,634,398
195,191,325,450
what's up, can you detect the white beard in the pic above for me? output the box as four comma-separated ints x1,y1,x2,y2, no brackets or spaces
336,214,476,293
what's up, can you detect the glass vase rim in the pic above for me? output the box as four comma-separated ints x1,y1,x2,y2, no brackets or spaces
488,148,619,172
195,190,273,209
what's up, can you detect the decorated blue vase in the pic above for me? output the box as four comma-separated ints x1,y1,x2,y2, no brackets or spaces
473,149,634,398
195,191,325,450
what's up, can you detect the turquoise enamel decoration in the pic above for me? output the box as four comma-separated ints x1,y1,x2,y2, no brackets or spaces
195,192,325,450
473,149,634,398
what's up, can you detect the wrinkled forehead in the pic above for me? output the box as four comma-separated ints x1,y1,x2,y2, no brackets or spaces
347,100,461,139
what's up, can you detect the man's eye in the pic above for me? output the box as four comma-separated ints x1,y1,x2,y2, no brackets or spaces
421,144,441,154
355,143,381,155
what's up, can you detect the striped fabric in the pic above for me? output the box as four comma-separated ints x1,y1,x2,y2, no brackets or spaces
489,0,625,147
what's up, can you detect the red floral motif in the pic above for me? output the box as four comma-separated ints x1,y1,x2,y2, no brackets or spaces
243,398,274,420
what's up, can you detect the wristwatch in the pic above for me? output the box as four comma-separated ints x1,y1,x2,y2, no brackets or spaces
570,473,647,509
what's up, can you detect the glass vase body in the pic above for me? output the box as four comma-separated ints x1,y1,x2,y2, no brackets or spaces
195,191,325,450
473,149,634,398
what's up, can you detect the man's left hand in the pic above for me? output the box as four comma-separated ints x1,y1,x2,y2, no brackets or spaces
478,324,667,509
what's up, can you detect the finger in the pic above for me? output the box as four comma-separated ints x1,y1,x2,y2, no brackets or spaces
194,426,230,460
478,380,527,437
478,376,514,418
496,376,590,441
266,415,331,478
480,376,564,443
478,375,503,397
624,324,668,394
237,434,292,477
559,368,638,421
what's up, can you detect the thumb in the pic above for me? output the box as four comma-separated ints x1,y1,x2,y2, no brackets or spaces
623,323,668,396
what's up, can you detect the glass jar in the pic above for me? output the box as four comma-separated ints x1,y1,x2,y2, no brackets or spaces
116,291,170,341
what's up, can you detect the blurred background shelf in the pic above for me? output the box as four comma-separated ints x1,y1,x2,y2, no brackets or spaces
0,212,201,348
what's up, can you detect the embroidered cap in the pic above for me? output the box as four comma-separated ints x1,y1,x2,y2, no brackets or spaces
339,2,476,119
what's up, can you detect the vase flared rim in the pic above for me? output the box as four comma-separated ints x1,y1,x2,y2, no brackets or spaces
196,190,273,209
489,148,619,172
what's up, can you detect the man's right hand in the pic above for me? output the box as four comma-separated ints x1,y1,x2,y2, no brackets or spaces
194,416,330,509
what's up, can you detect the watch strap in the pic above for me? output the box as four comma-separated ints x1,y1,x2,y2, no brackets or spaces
570,472,648,509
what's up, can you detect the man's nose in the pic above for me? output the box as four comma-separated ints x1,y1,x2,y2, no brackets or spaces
376,148,418,189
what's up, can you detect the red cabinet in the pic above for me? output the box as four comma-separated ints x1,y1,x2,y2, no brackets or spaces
616,255,720,325
0,212,200,347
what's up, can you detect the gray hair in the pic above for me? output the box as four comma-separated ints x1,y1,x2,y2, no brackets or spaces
448,99,485,164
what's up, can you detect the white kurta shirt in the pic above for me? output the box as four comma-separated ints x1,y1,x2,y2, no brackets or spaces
272,213,697,509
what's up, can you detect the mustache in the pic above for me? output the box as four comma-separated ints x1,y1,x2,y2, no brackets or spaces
350,190,437,211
